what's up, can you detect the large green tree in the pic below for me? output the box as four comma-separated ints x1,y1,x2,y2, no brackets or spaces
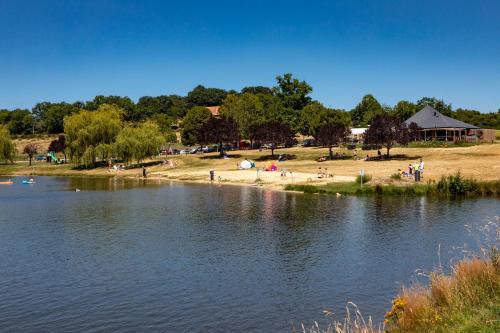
272,73,312,110
351,94,384,127
186,85,228,108
0,126,15,164
416,97,452,116
135,96,173,121
180,106,212,146
300,102,350,137
220,93,265,139
240,86,272,95
31,102,80,134
64,104,123,166
114,121,165,164
1,109,34,135
84,95,136,121
453,108,500,129
393,100,418,121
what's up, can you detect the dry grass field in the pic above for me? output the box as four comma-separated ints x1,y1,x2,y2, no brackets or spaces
2,140,499,188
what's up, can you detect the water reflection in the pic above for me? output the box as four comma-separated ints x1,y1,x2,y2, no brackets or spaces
0,177,498,333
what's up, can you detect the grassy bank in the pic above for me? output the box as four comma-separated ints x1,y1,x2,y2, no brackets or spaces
285,173,500,197
303,254,500,333
384,254,500,333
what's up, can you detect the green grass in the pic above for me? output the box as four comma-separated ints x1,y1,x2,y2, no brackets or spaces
286,173,500,197
285,182,432,196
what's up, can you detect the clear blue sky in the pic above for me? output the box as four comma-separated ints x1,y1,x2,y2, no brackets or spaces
1,0,499,112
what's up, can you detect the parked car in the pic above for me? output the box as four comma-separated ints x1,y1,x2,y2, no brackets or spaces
35,155,46,161
189,147,202,154
202,145,218,153
302,139,317,147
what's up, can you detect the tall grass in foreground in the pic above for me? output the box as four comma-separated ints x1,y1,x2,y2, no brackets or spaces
301,218,500,333
301,254,499,333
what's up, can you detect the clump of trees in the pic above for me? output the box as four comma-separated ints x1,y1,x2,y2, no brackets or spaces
0,126,15,164
1,72,499,169
63,104,166,167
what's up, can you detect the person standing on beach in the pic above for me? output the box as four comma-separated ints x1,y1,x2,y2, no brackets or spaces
210,169,215,182
142,166,147,178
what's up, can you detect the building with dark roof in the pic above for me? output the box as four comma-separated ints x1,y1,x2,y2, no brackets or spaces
206,106,221,117
404,106,487,141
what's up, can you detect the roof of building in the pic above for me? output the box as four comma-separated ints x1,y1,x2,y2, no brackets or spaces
206,106,220,117
404,105,479,129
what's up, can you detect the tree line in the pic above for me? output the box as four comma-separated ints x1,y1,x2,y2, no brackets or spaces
1,73,499,137
0,73,498,165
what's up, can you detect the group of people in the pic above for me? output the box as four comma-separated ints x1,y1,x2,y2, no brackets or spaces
317,167,333,179
280,168,292,177
107,162,125,172
398,159,425,181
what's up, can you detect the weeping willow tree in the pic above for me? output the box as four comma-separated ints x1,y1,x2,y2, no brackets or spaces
64,104,123,166
113,121,165,164
0,125,15,164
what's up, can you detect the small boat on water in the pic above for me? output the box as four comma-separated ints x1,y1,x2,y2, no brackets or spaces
0,180,14,185
22,179,35,184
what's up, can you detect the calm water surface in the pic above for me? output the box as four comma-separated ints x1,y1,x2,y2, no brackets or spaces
0,177,498,332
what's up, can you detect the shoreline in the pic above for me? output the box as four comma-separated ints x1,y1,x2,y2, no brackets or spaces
2,144,500,197
3,169,500,198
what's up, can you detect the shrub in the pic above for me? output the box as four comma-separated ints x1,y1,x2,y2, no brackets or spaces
355,174,372,184
390,173,402,180
436,171,479,196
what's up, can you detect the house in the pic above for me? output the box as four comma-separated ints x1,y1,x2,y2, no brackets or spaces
404,106,494,142
350,128,367,142
206,106,221,118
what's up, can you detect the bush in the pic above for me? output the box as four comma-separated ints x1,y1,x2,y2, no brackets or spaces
390,173,402,180
407,141,481,148
436,171,479,196
355,174,372,183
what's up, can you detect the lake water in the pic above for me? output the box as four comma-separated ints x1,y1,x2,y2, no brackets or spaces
0,177,498,332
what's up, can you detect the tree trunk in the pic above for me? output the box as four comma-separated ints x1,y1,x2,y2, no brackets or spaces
29,156,32,166
386,146,390,158
271,146,275,158
328,146,333,160
219,142,224,157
